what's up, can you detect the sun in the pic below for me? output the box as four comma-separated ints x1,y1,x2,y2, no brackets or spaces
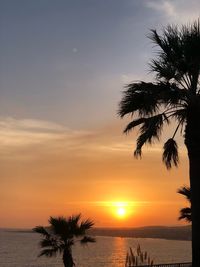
99,200,135,220
113,202,129,219
116,207,126,217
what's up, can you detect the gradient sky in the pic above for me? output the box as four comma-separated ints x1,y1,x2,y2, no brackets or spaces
0,0,199,228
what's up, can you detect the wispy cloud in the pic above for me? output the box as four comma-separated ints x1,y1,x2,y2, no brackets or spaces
145,0,200,23
0,117,66,132
0,116,186,162
146,0,176,18
0,117,92,146
0,117,134,160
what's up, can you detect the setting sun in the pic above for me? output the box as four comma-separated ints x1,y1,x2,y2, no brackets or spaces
94,200,137,222
116,207,126,217
109,202,131,219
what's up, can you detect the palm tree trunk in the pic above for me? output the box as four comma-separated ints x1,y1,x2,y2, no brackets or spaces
189,157,200,267
63,249,74,267
185,99,200,267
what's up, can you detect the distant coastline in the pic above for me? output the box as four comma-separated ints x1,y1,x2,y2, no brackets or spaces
89,225,191,241
2,225,191,241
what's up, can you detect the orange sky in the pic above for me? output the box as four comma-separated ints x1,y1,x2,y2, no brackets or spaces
1,1,197,229
0,118,189,228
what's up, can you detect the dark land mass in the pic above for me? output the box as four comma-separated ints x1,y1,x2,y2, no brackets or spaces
3,225,191,241
89,225,191,241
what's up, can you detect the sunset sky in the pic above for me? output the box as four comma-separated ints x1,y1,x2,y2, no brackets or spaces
0,0,199,228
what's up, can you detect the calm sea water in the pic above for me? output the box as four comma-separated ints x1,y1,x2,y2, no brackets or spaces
0,230,191,267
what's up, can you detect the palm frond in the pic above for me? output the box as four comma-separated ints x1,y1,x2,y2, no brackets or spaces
123,118,146,134
134,114,167,157
169,108,187,123
118,82,187,119
159,83,187,105
162,138,179,169
78,219,94,235
149,22,200,92
150,59,176,82
33,226,50,238
49,216,69,238
68,214,81,234
39,237,60,249
38,248,58,258
40,238,54,248
80,236,96,245
119,82,162,117
177,186,191,222
68,214,84,237
179,207,192,222
177,186,191,201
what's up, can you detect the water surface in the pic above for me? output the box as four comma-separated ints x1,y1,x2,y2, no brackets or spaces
0,230,191,267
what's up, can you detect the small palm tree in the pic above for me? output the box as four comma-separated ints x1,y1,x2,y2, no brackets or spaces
33,214,95,267
177,186,191,222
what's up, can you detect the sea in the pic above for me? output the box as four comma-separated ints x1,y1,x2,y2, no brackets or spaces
0,229,191,267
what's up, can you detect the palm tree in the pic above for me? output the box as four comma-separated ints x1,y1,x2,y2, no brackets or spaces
33,214,95,267
118,20,200,267
177,186,191,222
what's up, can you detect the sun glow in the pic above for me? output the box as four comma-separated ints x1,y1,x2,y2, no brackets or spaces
92,200,137,221
113,202,130,219
116,207,126,217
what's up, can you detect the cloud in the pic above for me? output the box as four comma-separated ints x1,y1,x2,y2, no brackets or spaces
0,117,92,150
146,1,176,18
145,0,200,24
0,117,134,160
0,117,66,132
0,116,185,163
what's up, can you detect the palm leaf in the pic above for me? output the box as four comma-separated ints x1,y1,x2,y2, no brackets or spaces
39,237,60,249
170,108,187,123
119,82,186,119
123,118,146,134
162,138,179,169
33,226,50,238
149,22,200,91
49,216,69,239
177,186,191,222
78,219,94,235
134,114,167,157
119,82,162,117
38,248,58,257
177,186,191,201
40,238,54,248
179,207,192,222
80,236,96,244
68,214,82,235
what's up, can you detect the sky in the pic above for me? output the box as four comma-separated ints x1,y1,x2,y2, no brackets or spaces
0,0,199,228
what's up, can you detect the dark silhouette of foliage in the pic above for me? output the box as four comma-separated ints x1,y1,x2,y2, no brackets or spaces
178,186,191,222
118,20,200,267
33,214,95,267
125,244,154,267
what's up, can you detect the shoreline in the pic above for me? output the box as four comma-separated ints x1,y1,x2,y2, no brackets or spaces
1,225,191,241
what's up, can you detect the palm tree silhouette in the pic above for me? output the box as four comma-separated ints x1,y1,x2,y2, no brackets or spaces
177,186,191,222
118,20,200,266
33,214,95,267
